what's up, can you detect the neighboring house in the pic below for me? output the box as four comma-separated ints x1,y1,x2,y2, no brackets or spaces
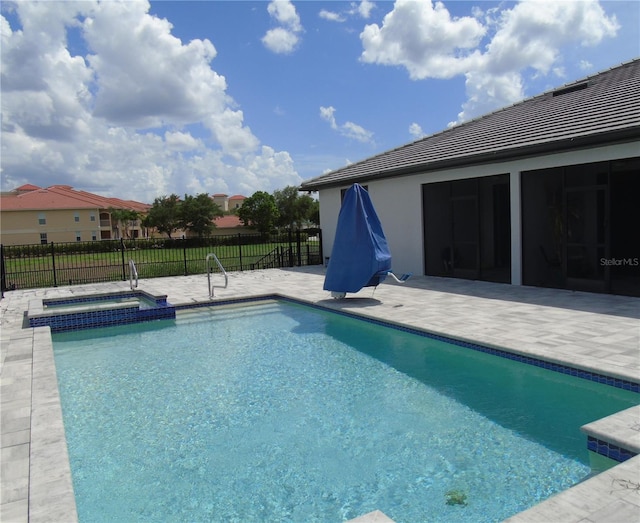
300,59,640,297
212,193,229,212
228,194,246,210
211,193,245,213
0,184,150,246
212,214,252,236
177,215,248,238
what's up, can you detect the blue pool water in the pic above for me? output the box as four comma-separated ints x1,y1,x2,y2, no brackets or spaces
52,300,638,523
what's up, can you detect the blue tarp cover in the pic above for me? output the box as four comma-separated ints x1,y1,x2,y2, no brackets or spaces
323,183,392,293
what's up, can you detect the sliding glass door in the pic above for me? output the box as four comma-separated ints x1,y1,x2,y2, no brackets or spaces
423,174,511,283
521,157,639,297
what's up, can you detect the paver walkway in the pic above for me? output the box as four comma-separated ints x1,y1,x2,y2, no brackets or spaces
1,266,638,522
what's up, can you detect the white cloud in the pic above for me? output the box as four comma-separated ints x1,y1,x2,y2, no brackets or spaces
481,0,619,74
319,9,345,23
360,0,485,80
262,27,300,54
262,1,303,54
268,0,302,32
320,1,375,24
164,131,202,151
360,0,619,123
319,106,338,129
452,70,524,126
320,106,373,143
456,0,619,122
579,59,593,71
1,0,301,203
83,1,225,128
357,0,375,19
342,121,374,143
409,123,425,139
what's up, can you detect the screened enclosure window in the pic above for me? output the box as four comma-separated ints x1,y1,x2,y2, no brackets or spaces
422,174,510,284
340,185,368,203
521,157,639,297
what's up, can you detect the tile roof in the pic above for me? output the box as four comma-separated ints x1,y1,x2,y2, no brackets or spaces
300,58,640,190
0,185,150,212
214,215,243,228
15,184,42,192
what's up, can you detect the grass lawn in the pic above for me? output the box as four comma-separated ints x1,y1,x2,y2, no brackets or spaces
2,240,322,290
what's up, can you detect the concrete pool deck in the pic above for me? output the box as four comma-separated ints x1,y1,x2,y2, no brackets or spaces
1,266,639,522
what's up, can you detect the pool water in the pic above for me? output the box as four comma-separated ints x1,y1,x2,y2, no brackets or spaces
44,295,156,311
52,300,638,523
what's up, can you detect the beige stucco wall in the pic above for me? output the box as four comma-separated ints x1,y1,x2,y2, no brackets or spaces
212,195,229,212
0,208,150,245
1,208,104,245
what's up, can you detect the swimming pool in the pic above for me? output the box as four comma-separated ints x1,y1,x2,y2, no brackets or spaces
52,299,638,522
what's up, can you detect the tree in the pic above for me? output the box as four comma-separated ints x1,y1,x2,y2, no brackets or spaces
142,194,181,239
109,207,140,239
237,191,280,234
273,185,311,229
179,193,223,238
308,198,320,227
273,186,317,230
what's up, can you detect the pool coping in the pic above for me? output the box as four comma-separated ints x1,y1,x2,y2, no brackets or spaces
1,270,639,522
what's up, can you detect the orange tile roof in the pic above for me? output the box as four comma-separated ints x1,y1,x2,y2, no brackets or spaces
214,215,243,228
228,194,246,200
16,184,42,191
1,185,150,212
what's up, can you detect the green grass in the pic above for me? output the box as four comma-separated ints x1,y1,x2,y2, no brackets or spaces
2,241,322,290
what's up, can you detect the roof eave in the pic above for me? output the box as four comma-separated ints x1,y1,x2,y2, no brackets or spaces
299,128,640,191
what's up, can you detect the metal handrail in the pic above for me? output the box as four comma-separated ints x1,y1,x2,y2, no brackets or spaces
206,253,228,298
128,259,138,290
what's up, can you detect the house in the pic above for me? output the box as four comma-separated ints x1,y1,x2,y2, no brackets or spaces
211,214,252,236
210,193,246,212
300,59,640,297
228,194,246,210
210,193,246,214
0,184,150,246
211,193,229,212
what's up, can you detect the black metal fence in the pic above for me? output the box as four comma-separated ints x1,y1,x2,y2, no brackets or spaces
1,230,323,292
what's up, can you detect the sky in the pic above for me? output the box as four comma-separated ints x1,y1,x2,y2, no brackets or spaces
1,0,638,204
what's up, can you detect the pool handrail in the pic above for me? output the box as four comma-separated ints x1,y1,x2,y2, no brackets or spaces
128,259,138,290
206,253,228,298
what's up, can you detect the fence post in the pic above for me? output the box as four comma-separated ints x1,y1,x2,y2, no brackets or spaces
295,230,302,266
238,234,243,271
182,239,188,275
51,242,58,287
318,229,324,265
120,238,127,281
0,245,5,297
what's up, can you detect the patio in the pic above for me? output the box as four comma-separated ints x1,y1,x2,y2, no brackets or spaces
1,266,638,522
